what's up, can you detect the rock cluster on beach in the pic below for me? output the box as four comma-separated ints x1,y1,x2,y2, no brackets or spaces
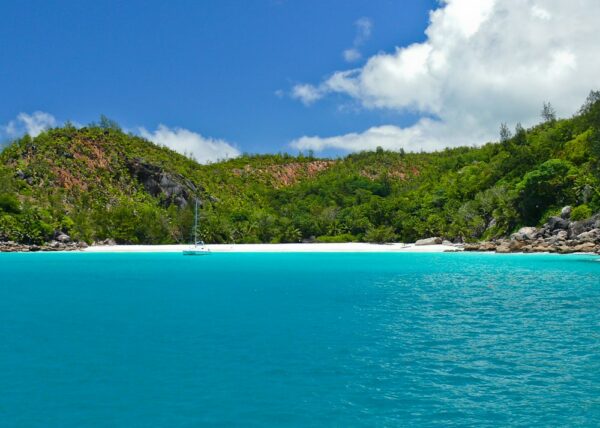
0,240,87,252
0,233,88,252
464,207,600,254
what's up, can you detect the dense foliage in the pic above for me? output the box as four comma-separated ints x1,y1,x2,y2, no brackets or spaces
1,94,600,245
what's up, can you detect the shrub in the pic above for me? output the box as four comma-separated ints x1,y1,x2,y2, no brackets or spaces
364,225,397,244
316,233,357,243
0,194,20,214
571,204,593,221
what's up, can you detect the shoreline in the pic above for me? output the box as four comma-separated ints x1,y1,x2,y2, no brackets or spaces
82,242,462,253
1,242,597,255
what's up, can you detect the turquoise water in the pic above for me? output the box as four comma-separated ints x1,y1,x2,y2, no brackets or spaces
0,252,599,427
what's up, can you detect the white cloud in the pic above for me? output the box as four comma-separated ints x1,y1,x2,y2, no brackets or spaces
290,17,373,102
291,83,324,105
355,17,372,42
292,117,483,153
343,48,362,62
139,125,240,164
343,17,373,63
4,111,56,138
291,0,600,153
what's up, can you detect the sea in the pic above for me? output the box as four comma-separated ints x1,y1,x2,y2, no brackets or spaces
0,252,599,427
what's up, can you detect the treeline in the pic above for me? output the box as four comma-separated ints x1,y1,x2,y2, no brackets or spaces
1,93,599,244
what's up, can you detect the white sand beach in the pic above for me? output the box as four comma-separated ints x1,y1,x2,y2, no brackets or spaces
84,242,462,253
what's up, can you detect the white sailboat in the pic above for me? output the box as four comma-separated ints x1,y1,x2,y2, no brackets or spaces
183,198,210,256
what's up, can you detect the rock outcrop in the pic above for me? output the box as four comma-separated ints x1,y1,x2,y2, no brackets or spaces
127,158,201,208
464,208,600,254
0,240,87,252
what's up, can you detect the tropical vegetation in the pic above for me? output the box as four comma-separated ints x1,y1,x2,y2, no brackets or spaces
1,92,600,245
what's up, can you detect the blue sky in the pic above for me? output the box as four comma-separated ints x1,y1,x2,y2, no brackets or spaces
1,1,599,161
0,0,435,155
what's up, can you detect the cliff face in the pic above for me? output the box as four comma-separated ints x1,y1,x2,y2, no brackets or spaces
127,158,199,208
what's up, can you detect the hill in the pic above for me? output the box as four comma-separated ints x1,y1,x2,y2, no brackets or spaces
1,93,600,246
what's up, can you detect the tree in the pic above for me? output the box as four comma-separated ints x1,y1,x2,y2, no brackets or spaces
541,102,556,123
514,123,527,145
98,115,121,131
578,90,600,115
516,159,575,224
499,123,512,144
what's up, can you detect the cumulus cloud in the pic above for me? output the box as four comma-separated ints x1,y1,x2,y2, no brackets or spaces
291,0,600,153
4,111,57,138
139,125,240,164
293,118,482,153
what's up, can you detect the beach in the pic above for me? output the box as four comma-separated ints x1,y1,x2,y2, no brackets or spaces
83,242,462,253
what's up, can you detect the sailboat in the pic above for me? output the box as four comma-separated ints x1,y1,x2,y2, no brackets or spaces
183,198,210,256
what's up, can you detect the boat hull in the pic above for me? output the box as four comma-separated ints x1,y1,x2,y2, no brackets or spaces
182,249,210,256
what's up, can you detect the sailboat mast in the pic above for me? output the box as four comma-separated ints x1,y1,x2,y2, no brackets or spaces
194,198,199,245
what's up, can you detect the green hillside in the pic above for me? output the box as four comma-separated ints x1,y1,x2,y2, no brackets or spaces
1,93,600,245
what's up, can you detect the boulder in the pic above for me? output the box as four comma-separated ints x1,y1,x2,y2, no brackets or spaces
415,237,443,246
496,244,511,253
560,205,572,219
547,216,570,231
538,226,552,238
511,227,537,241
508,240,525,251
479,242,497,251
546,230,568,244
556,245,576,254
571,242,597,253
95,238,116,246
56,233,71,243
576,229,599,243
569,218,597,238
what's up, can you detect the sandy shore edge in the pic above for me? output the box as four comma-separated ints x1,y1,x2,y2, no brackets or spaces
83,243,462,253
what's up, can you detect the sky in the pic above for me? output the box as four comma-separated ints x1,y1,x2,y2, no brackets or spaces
1,0,599,162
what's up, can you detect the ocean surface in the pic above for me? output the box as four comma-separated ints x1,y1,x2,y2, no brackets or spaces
0,252,599,427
